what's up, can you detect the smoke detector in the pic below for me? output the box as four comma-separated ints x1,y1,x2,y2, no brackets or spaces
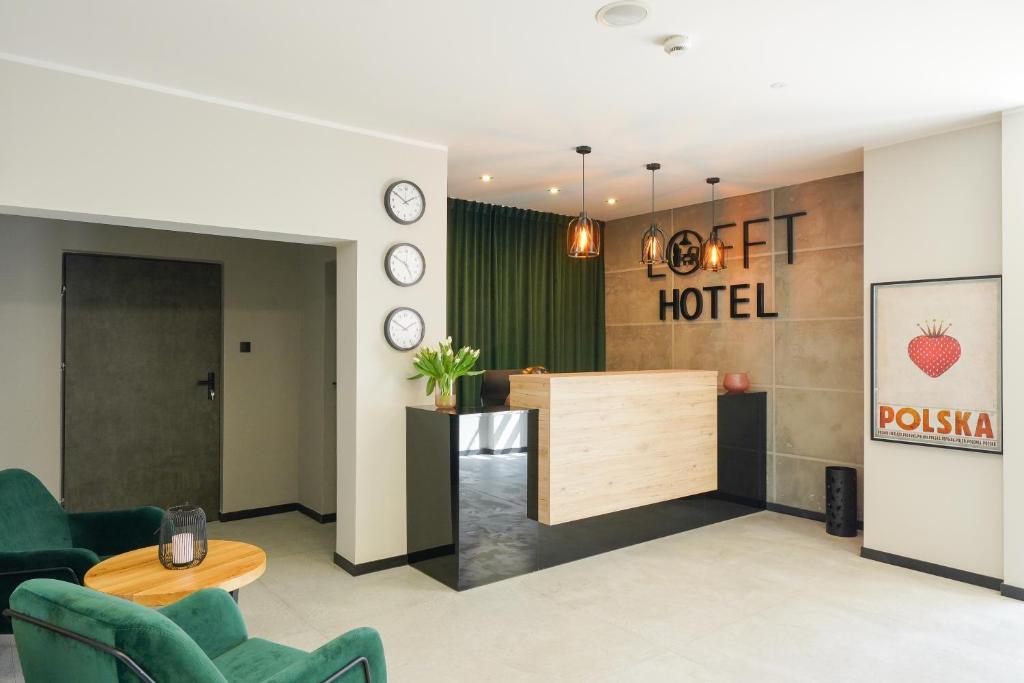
595,1,649,27
663,35,691,55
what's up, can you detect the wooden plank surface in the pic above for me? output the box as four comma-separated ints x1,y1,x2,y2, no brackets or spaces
84,539,266,607
510,370,717,525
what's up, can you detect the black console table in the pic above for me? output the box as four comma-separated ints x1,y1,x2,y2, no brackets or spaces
406,393,767,590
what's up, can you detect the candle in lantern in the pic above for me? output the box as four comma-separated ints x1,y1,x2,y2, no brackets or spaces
159,505,208,570
171,532,195,565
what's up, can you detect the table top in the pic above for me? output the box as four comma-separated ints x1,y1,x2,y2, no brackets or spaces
84,539,267,607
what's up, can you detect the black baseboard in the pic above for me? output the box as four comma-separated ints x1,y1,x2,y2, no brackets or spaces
767,502,824,522
297,504,337,524
1000,583,1024,601
767,502,864,530
220,503,299,522
333,552,408,577
861,547,1002,591
220,502,336,524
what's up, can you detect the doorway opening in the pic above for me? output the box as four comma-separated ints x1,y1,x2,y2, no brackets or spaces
0,214,338,524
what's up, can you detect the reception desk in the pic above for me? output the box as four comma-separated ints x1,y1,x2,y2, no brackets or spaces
509,370,718,525
406,375,766,591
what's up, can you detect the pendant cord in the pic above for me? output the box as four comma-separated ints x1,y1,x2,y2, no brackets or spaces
710,182,716,238
650,169,655,221
581,153,586,213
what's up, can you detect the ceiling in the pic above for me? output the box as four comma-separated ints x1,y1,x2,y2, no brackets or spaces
2,1,1022,220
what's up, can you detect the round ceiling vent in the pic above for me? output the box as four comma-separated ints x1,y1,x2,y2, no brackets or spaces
595,1,649,27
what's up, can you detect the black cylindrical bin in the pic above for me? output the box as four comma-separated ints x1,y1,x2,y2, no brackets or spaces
825,466,858,537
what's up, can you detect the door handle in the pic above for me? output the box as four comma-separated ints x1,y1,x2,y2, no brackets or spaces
197,372,216,401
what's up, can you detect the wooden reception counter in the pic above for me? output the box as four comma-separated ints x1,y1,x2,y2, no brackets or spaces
509,370,718,525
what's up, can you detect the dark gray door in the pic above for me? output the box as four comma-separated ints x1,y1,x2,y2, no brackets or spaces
62,253,222,518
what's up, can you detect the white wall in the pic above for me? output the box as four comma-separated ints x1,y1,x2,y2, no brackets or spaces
863,122,1003,578
0,59,448,564
1002,110,1024,589
297,250,337,516
0,215,335,514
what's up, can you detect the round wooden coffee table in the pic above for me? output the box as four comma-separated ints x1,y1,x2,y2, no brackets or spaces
84,539,267,607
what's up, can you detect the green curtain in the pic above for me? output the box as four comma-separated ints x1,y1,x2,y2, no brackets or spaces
447,198,605,406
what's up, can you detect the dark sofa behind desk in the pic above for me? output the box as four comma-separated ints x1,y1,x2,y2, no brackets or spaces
406,393,767,590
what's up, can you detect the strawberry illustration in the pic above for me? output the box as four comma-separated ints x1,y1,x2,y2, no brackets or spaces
907,319,961,378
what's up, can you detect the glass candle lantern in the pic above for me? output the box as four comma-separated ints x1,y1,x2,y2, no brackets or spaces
159,504,208,569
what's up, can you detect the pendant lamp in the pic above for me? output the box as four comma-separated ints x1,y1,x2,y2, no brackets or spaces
700,177,727,272
639,162,667,265
567,146,601,258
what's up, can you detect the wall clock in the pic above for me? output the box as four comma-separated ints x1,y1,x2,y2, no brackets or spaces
385,243,425,286
384,307,425,351
384,180,425,225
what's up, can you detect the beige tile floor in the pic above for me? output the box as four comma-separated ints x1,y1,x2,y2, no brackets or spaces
3,510,1024,682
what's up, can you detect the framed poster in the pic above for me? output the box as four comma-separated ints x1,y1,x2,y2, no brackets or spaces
871,275,1002,454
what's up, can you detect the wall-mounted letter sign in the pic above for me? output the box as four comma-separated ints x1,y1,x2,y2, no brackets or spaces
659,283,777,321
652,211,805,321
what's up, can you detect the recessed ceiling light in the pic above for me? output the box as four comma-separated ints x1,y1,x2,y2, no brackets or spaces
548,187,560,194
480,174,493,182
770,82,787,89
595,1,648,27
606,198,617,205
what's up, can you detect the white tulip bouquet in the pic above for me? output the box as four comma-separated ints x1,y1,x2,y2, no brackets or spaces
408,337,483,408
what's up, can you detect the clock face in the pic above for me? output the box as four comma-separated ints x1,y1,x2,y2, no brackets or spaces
385,180,425,225
384,307,425,351
385,243,425,286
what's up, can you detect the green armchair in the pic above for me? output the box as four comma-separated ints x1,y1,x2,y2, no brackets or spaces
0,468,164,634
5,579,386,682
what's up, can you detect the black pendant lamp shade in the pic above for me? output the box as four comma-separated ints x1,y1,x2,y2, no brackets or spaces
567,145,601,258
639,162,667,265
700,177,727,272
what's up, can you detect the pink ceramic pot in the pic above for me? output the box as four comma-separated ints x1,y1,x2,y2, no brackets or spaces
722,372,750,394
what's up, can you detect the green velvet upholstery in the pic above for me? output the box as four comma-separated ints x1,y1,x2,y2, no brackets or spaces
213,639,306,681
158,588,248,661
10,579,225,683
8,579,387,683
0,469,72,551
0,468,164,635
68,508,164,557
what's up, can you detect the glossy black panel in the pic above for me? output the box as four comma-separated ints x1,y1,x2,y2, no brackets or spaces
458,454,537,588
405,407,458,589
407,396,768,591
717,392,767,507
717,392,768,450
